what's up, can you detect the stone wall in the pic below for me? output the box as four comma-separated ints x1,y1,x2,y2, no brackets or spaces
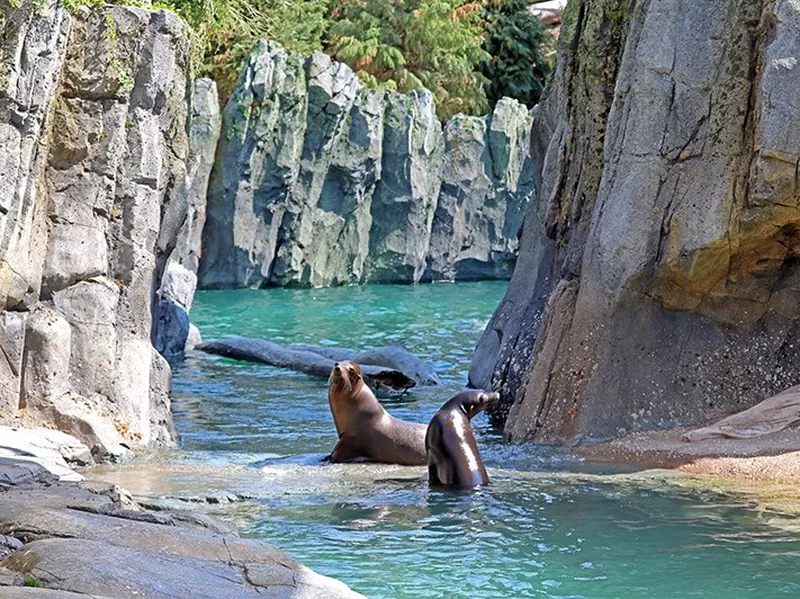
198,41,534,288
470,0,800,444
0,0,219,457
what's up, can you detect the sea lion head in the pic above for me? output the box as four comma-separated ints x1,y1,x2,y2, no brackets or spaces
457,390,500,420
328,360,363,393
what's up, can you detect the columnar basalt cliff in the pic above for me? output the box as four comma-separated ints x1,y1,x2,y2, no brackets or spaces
471,0,800,443
0,0,219,457
198,41,534,288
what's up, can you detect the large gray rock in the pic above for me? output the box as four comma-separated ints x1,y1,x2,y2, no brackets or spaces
199,42,533,288
0,478,365,599
365,90,443,283
199,41,307,288
0,2,214,453
425,98,533,281
0,0,71,311
471,0,800,444
0,312,26,415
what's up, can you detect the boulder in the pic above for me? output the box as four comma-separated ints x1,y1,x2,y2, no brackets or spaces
0,478,365,599
471,0,800,443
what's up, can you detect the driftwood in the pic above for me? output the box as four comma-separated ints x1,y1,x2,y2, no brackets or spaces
286,343,439,386
197,338,437,391
681,384,800,442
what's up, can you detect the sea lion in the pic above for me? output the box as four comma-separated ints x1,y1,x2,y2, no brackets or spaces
425,390,499,488
326,360,427,465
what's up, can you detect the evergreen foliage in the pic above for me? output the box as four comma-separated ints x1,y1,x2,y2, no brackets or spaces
327,0,490,120
172,0,333,100
58,0,553,114
480,0,551,109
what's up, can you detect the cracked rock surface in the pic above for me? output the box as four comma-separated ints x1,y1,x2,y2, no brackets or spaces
0,462,364,598
470,0,800,443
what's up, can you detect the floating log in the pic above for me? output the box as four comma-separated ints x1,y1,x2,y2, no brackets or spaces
197,338,437,391
286,343,440,386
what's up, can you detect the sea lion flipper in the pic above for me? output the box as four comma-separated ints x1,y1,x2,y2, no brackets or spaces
329,436,364,463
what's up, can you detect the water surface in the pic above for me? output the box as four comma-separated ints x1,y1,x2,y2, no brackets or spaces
113,283,800,598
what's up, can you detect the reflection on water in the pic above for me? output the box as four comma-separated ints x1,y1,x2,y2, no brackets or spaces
95,283,800,598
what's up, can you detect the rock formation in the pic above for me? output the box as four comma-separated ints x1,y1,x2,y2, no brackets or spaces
0,0,218,456
198,41,534,288
0,456,365,598
470,0,800,444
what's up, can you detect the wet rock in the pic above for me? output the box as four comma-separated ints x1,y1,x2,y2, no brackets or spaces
288,342,440,386
471,0,800,443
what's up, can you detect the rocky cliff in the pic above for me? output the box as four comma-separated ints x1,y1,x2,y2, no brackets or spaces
471,0,800,443
0,0,219,457
198,41,534,288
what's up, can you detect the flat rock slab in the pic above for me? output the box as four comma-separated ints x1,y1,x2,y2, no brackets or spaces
0,477,364,598
3,538,359,599
0,459,55,489
198,337,436,390
0,589,112,598
577,427,800,481
0,427,93,482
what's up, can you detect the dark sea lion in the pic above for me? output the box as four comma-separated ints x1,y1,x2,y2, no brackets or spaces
326,361,427,465
426,390,499,488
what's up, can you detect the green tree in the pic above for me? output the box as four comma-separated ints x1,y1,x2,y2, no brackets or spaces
172,0,333,101
480,0,551,109
328,0,490,120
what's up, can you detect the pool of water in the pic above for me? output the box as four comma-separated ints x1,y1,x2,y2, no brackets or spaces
132,282,800,598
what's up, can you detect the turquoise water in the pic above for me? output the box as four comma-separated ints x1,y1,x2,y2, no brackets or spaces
167,282,800,598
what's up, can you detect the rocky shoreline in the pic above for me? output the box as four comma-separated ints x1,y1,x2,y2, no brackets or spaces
0,439,364,598
576,427,800,482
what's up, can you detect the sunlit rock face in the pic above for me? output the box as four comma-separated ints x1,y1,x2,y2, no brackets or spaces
0,1,218,455
471,0,800,443
199,41,535,288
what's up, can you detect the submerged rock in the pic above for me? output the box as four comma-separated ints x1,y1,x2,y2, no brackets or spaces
199,41,534,288
471,0,800,443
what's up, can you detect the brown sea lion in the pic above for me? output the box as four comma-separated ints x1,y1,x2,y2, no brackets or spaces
426,390,499,488
326,360,427,465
